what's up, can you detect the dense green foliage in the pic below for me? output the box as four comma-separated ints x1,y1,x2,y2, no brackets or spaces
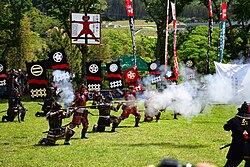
0,0,249,76
178,25,220,74
0,100,246,167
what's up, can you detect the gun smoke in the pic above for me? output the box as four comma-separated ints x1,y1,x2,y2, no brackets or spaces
52,70,74,108
142,62,250,119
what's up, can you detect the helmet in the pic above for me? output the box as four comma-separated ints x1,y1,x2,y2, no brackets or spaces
104,95,113,103
51,101,62,110
10,88,19,97
125,92,135,100
237,101,250,118
158,158,179,167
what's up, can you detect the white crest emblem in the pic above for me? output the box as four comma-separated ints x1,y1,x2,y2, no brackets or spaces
53,52,63,62
186,60,193,68
109,63,118,73
127,71,136,79
0,64,3,73
89,64,99,73
150,63,157,70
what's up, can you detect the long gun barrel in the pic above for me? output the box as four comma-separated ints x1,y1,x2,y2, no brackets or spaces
220,143,231,150
67,104,112,110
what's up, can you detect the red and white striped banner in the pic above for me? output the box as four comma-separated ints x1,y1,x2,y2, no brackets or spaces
124,0,134,17
124,0,137,67
171,2,179,79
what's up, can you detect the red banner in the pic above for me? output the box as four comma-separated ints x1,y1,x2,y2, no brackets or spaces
124,0,134,17
171,2,179,79
123,67,139,83
221,3,227,21
208,0,213,17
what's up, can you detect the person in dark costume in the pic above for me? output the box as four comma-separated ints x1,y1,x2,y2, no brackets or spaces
2,88,26,122
38,100,74,145
223,101,250,167
7,69,21,96
116,90,141,127
93,94,121,132
69,84,89,139
35,87,57,117
92,90,104,106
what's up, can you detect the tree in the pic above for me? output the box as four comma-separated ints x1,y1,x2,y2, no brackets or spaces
200,0,250,61
0,0,32,69
45,0,107,83
178,25,220,74
140,0,194,65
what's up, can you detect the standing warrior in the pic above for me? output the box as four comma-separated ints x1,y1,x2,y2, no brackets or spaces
69,84,90,139
93,94,121,132
223,101,250,167
2,88,26,122
116,90,141,127
38,99,74,145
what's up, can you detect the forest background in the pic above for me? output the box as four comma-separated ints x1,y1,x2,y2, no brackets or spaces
0,0,249,87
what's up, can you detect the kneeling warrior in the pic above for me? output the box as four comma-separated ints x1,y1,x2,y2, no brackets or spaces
143,96,166,122
35,87,57,117
2,88,26,122
93,94,121,132
38,100,74,145
116,90,141,127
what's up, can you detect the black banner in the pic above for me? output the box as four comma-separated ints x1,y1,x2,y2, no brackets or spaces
26,60,48,99
86,61,102,91
48,48,69,71
106,61,123,89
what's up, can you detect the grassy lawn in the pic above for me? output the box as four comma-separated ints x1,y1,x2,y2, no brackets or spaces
0,99,246,167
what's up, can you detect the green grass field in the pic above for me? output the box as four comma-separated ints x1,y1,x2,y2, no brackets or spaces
0,99,246,167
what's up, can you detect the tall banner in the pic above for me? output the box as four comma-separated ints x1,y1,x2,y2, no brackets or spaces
71,13,101,45
124,0,137,66
86,61,102,91
171,2,179,79
214,62,250,103
219,3,227,62
26,60,48,99
206,0,213,74
106,61,124,89
165,0,170,67
147,61,161,84
0,61,8,98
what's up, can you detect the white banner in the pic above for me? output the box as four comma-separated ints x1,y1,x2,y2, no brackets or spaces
214,62,250,103
71,13,101,45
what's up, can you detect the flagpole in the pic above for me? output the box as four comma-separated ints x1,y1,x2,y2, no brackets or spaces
124,0,137,67
129,17,137,67
206,0,213,74
218,2,227,63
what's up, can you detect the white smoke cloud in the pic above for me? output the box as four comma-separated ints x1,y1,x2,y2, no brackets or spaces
142,62,250,119
52,70,74,107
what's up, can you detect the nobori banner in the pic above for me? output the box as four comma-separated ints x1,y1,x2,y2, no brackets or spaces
71,13,101,45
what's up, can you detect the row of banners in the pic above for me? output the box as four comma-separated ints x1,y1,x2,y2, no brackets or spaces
0,47,197,99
